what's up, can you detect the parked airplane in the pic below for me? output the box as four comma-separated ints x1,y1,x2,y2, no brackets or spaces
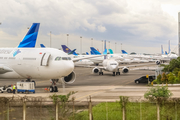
0,23,104,92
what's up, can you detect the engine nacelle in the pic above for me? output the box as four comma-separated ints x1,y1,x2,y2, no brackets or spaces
62,71,76,84
92,67,100,74
122,67,129,73
155,60,161,65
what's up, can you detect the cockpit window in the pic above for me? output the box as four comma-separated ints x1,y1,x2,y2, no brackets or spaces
55,57,61,61
55,57,71,61
62,57,68,60
110,63,117,65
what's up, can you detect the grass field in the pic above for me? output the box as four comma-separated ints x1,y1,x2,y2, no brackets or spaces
70,102,180,120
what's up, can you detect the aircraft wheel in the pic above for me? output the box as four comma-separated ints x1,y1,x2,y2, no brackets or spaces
54,86,58,92
49,86,54,92
113,72,115,76
99,72,101,75
101,72,103,75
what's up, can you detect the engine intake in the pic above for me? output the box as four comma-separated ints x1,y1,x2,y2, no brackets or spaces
62,71,76,84
156,60,161,65
92,67,99,73
122,67,129,73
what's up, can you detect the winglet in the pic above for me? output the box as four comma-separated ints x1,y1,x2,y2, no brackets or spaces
18,23,40,48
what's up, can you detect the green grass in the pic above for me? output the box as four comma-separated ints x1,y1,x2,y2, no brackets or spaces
70,102,158,120
70,102,180,120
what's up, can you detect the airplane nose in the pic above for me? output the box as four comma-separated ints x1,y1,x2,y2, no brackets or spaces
63,61,74,76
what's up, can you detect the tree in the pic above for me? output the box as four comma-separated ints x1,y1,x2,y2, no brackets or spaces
168,72,175,84
144,86,173,101
144,86,173,120
161,72,168,84
178,71,180,82
162,57,180,73
157,74,162,84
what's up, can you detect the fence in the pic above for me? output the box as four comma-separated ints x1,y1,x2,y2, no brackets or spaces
0,96,180,120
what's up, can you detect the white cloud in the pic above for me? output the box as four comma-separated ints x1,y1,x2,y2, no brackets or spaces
0,0,179,54
97,25,106,32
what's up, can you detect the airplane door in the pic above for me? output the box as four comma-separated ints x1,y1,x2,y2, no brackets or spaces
41,53,51,66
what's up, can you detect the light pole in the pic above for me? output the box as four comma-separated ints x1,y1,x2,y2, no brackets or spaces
80,36,82,55
115,42,117,53
109,41,110,49
67,34,69,46
121,43,122,53
50,31,51,48
91,38,93,47
102,40,103,52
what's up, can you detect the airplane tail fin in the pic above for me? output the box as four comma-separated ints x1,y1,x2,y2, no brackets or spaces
68,49,76,55
90,47,101,55
40,44,45,48
61,45,78,55
168,40,171,54
122,50,128,54
90,51,95,55
18,23,40,48
61,45,71,53
165,51,168,55
108,49,113,54
161,45,164,54
103,49,107,55
86,52,89,55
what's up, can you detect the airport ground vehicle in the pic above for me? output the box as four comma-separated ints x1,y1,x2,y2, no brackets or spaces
135,75,155,84
0,85,13,93
17,82,35,94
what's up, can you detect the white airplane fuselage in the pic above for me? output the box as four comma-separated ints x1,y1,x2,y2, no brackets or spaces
102,59,119,72
0,48,74,79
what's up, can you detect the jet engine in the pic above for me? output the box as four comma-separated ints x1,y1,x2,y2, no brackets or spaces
156,60,161,65
92,67,100,74
62,71,76,84
122,67,129,73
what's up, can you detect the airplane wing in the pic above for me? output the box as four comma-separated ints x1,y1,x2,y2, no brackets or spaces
72,55,105,62
0,64,13,74
118,63,156,69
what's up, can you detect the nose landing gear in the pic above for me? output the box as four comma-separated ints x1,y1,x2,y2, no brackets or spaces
49,79,59,92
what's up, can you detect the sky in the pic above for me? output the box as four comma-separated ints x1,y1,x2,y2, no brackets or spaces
0,0,180,54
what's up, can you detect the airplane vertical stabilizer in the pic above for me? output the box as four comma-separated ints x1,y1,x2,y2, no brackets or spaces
18,23,40,48
161,45,164,55
104,40,107,59
169,40,171,54
90,47,101,55
61,45,78,55
108,49,113,54
122,50,128,54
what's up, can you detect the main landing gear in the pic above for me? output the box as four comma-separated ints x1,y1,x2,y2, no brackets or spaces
113,72,120,76
99,72,103,75
49,79,59,92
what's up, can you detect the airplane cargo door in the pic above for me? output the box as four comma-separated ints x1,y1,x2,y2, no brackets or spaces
41,53,51,66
